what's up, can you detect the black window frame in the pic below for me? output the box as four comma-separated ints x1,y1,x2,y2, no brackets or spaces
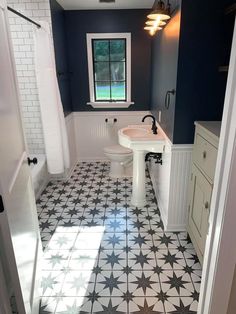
91,38,127,103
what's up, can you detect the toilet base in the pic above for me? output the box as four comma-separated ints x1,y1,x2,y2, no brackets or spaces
104,145,133,178
109,161,133,178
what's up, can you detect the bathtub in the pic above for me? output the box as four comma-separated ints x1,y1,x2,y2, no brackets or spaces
29,154,49,199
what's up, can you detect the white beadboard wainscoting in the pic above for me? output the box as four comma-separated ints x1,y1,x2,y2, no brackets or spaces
149,142,193,232
73,111,150,161
51,112,192,232
66,111,192,232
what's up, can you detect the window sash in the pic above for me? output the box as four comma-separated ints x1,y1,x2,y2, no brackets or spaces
92,38,127,102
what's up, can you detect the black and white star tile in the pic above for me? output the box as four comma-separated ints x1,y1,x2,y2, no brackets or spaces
37,161,201,313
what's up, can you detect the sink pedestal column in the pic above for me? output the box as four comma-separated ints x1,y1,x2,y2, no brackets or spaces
131,150,146,207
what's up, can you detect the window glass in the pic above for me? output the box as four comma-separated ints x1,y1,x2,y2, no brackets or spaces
110,39,126,61
94,62,110,81
95,82,110,101
93,40,109,61
111,82,126,100
110,62,125,81
92,38,126,101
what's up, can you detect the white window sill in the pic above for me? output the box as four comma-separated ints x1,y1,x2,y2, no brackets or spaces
87,101,134,109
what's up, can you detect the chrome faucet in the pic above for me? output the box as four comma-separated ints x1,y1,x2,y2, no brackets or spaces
142,115,158,134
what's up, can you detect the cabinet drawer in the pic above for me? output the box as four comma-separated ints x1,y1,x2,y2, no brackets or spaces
193,134,218,181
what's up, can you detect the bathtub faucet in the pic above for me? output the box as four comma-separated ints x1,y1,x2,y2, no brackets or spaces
142,115,158,135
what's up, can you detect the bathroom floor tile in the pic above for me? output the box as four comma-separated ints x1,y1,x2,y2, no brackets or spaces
55,297,92,313
68,249,100,271
164,297,198,313
184,250,202,269
41,232,53,250
61,207,84,219
39,219,58,233
92,297,128,313
99,232,126,250
152,232,180,249
42,250,71,271
128,270,161,296
127,232,153,250
40,297,58,314
37,161,201,313
41,271,66,297
128,250,157,270
104,218,126,233
155,249,186,270
160,270,195,297
94,270,127,297
47,232,77,250
61,270,96,297
98,250,127,270
129,297,165,313
56,219,81,230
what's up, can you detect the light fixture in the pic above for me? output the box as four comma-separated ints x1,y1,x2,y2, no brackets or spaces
144,26,162,31
144,25,162,36
147,0,171,21
149,28,156,36
144,0,171,36
145,20,166,27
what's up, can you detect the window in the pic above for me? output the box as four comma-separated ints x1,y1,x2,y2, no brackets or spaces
87,33,133,108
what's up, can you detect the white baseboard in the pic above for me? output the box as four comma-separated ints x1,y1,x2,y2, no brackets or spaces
78,157,108,162
165,224,187,232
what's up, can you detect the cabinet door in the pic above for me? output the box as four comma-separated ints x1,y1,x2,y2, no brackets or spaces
188,165,212,255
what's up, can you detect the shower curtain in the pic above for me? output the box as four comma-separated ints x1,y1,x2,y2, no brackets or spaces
34,21,70,174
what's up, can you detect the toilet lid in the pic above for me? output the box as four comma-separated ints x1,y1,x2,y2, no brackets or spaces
104,145,132,155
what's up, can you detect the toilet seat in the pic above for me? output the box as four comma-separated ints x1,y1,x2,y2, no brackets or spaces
104,145,132,155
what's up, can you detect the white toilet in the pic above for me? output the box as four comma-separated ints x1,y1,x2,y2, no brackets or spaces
104,145,133,178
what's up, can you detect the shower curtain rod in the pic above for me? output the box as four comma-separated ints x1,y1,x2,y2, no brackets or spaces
7,6,41,28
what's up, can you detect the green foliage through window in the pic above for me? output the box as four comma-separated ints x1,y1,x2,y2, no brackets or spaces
92,39,126,102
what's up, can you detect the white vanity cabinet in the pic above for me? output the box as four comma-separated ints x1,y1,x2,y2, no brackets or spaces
188,121,221,264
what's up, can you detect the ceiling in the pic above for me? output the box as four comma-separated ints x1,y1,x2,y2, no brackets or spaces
56,0,155,10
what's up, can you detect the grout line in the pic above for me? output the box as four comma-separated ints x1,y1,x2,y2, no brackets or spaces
125,177,129,314
90,161,108,314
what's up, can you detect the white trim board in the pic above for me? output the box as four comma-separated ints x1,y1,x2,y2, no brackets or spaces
86,33,133,109
72,111,150,117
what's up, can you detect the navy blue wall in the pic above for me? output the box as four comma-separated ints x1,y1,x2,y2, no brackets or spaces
64,10,152,111
150,5,181,142
50,0,72,115
151,0,226,144
173,0,225,144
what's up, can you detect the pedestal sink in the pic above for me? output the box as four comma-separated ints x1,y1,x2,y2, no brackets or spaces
118,125,166,207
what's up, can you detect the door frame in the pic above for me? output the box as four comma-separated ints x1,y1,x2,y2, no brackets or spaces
0,1,42,313
198,17,236,314
0,256,12,313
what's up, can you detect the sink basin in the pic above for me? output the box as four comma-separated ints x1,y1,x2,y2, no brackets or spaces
122,127,149,138
118,124,166,207
118,124,165,152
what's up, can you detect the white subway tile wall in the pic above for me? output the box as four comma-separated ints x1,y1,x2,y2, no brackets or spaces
7,0,52,154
